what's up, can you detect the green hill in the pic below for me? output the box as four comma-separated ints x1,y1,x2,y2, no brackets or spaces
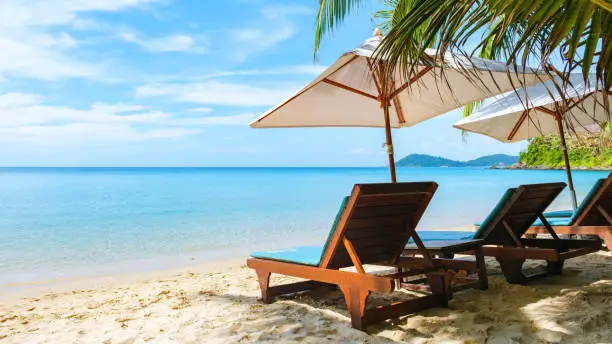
396,154,518,167
519,135,612,169
466,154,519,167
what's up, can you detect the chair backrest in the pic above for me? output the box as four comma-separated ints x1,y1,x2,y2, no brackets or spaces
572,172,612,226
474,183,566,246
319,182,437,269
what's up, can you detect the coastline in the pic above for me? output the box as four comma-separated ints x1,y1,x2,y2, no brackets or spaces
1,251,610,343
0,226,476,296
493,163,612,171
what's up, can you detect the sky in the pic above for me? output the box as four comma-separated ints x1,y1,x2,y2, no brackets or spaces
0,0,527,167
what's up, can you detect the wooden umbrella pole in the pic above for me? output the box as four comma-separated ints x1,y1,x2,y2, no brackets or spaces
555,114,578,209
370,60,397,183
382,96,397,183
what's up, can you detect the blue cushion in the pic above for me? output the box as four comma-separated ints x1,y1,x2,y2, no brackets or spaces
532,217,573,226
570,178,606,224
250,197,350,266
251,245,324,266
320,196,350,259
409,230,474,242
543,210,575,218
537,178,606,225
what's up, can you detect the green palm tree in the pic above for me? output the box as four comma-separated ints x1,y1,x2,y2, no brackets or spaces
315,0,612,91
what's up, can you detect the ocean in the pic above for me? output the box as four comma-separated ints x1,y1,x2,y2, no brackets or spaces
0,167,608,285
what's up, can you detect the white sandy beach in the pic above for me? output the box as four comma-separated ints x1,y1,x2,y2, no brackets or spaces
0,251,610,344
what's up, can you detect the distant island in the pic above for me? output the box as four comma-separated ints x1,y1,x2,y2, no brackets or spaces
396,154,518,168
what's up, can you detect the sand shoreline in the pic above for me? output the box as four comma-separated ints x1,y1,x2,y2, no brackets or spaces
0,226,477,300
1,250,610,343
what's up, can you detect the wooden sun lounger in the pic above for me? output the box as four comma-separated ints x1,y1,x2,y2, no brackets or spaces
247,182,487,331
527,173,612,250
404,183,601,284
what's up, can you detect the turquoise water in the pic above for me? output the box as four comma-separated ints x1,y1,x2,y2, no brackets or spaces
0,167,607,284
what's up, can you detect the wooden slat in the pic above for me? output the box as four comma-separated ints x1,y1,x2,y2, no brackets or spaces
527,225,612,235
269,281,334,297
351,204,417,219
398,257,478,272
480,246,559,260
328,253,393,269
356,193,427,207
346,215,407,229
502,220,524,247
557,246,601,260
573,175,612,225
247,258,393,292
346,231,405,244
338,244,395,256
536,215,561,240
520,238,601,250
356,182,436,195
596,205,612,224
343,237,365,274
346,226,405,240
319,185,362,268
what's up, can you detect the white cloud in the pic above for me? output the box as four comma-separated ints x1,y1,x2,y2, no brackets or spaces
0,33,99,80
0,0,161,81
120,31,208,53
192,64,327,80
0,124,200,143
0,0,160,28
171,113,256,126
135,81,300,106
0,93,257,143
0,93,44,108
187,107,214,113
351,148,375,155
230,5,312,62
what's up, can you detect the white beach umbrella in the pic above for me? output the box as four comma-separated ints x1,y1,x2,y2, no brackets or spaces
454,74,611,208
250,31,546,182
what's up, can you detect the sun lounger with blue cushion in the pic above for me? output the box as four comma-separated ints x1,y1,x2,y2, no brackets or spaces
527,173,612,250
404,182,601,284
248,182,488,331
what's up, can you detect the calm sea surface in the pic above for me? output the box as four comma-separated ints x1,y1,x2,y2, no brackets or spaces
0,167,608,284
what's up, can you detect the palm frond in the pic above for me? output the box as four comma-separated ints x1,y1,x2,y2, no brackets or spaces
314,0,363,59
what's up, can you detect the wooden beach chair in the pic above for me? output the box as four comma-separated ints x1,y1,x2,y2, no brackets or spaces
404,183,601,284
247,182,487,331
527,173,612,250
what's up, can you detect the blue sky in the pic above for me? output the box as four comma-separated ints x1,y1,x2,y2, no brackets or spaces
0,0,526,167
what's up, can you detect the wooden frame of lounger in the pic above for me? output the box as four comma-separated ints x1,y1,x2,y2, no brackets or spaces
527,173,612,250
404,183,601,284
247,182,487,331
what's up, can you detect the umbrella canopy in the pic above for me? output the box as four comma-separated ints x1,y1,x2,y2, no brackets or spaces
453,74,610,142
454,74,611,208
251,32,547,182
251,35,544,129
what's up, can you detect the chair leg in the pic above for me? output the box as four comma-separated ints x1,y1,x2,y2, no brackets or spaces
255,270,272,303
475,246,489,290
600,232,612,251
546,260,565,275
339,286,370,331
427,271,451,304
496,258,527,284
